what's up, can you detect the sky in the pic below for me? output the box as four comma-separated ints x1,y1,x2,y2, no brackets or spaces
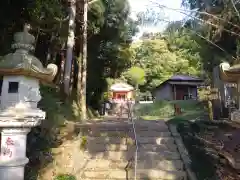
129,0,186,39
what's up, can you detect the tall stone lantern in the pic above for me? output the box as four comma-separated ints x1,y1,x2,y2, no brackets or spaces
219,62,240,122
0,24,57,180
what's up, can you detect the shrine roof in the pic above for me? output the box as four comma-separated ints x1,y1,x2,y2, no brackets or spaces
110,82,134,92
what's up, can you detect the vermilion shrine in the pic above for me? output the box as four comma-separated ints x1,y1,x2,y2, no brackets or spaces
0,24,57,180
110,82,134,103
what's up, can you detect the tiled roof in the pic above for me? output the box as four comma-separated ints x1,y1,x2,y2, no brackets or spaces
152,75,203,91
168,75,202,81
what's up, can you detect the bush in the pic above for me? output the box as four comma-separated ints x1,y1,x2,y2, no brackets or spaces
134,100,174,118
54,174,76,180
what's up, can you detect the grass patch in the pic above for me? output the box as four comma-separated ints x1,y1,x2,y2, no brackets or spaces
54,174,76,180
135,100,205,123
135,100,174,118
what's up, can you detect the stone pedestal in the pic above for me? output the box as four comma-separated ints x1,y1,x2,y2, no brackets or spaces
0,116,44,180
231,110,240,122
0,158,28,180
231,80,240,122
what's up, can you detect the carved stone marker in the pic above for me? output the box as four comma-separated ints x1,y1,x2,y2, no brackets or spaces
0,24,57,180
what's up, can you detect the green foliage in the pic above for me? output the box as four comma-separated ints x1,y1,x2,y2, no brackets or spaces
181,0,240,76
87,0,138,108
0,0,138,109
80,136,87,150
124,66,145,87
136,1,240,82
135,101,174,118
39,86,81,123
129,35,201,91
54,174,76,180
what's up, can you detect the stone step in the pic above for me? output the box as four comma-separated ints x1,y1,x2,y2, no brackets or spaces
86,137,133,145
86,130,172,138
82,169,187,179
78,125,132,134
76,121,130,127
135,169,187,180
138,144,178,152
94,127,131,132
137,137,175,145
134,131,172,137
86,131,131,137
87,136,175,145
134,159,184,171
134,126,169,132
86,143,128,152
81,159,127,169
83,150,132,161
82,128,131,134
136,150,181,160
82,158,183,172
83,150,180,161
135,121,168,126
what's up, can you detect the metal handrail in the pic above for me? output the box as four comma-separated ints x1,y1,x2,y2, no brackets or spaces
127,101,138,180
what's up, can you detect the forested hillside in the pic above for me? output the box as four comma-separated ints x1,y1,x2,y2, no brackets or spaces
2,0,239,116
124,31,203,92
0,0,138,119
1,0,240,119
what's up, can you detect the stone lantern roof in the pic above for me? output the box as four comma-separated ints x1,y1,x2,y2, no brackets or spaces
0,24,57,83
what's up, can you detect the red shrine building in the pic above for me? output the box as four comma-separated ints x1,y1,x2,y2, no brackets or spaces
110,82,134,103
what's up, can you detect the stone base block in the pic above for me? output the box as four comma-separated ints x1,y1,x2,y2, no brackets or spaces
0,158,28,180
231,110,240,122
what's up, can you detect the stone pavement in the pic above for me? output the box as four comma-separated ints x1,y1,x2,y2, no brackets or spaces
74,118,191,179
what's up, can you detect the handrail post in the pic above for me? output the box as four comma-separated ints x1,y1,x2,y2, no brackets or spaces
127,100,138,180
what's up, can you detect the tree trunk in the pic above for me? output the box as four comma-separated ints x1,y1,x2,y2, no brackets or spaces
64,0,76,96
77,0,88,121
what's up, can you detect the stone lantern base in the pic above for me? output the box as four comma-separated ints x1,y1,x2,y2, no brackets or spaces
0,158,29,180
0,111,45,180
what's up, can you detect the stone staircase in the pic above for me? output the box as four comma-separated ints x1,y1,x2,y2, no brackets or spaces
133,120,187,180
76,119,187,179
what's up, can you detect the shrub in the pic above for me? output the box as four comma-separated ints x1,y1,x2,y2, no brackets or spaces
54,174,76,180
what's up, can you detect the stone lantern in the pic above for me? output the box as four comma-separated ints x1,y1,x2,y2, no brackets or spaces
219,62,240,122
0,24,57,180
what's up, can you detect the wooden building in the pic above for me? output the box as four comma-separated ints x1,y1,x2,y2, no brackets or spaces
152,75,203,101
